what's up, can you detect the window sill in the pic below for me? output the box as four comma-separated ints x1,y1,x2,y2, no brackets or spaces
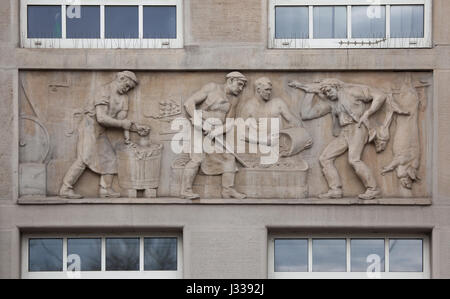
17,196,432,205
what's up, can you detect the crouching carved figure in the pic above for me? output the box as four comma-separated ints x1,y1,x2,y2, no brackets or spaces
60,71,150,199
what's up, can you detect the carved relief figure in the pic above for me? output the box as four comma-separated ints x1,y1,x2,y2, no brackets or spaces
239,77,312,156
59,71,150,199
289,79,403,200
180,72,248,200
380,77,426,189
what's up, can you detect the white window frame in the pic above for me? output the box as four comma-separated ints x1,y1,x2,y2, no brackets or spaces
268,233,430,279
269,0,432,49
21,233,183,279
20,0,184,49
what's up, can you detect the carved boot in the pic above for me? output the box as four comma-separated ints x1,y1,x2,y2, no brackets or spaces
221,172,246,199
180,168,200,200
99,175,121,198
358,188,381,200
319,188,343,199
59,186,83,199
59,160,85,199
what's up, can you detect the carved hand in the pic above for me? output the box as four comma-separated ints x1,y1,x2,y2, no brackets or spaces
358,112,370,128
135,124,151,136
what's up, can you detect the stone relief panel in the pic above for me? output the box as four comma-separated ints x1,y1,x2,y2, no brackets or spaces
18,71,432,202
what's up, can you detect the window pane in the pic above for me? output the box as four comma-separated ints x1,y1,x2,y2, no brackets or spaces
352,6,386,38
106,238,140,271
29,238,63,272
312,239,346,272
389,239,423,272
351,239,385,272
313,6,347,39
144,6,177,39
27,5,62,38
274,239,308,272
105,6,139,39
144,238,177,271
66,6,100,39
391,5,424,38
67,238,101,271
275,6,309,39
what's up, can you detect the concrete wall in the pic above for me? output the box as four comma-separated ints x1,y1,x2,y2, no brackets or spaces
1,0,450,278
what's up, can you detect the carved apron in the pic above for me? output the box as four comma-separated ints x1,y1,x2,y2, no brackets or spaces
77,84,128,175
190,87,238,175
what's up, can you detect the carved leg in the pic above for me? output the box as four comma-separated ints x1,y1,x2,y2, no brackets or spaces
127,189,137,198
221,172,246,199
59,158,86,199
347,126,381,200
180,167,200,199
318,137,348,198
99,175,121,198
144,189,157,198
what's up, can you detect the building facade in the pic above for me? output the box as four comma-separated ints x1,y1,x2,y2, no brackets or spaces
0,0,449,278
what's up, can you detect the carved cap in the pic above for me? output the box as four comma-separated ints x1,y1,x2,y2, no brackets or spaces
118,71,139,85
226,71,248,83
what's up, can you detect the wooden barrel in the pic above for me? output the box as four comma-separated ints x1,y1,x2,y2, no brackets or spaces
117,144,163,190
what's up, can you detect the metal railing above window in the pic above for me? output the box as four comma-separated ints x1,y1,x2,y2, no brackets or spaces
269,0,432,49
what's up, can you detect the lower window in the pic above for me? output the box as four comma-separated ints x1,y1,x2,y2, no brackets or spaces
269,233,430,279
22,233,182,279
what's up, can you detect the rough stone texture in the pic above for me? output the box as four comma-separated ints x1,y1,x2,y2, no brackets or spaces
0,231,12,278
0,69,16,201
189,0,263,44
435,71,450,204
186,227,266,279
434,0,450,45
19,163,46,196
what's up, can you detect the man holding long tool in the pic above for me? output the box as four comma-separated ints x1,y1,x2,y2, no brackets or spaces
180,72,248,200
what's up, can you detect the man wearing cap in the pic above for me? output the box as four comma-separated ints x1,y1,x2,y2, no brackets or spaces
180,71,248,200
60,71,149,199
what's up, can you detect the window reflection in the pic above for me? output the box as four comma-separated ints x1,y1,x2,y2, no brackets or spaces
351,239,385,272
144,238,177,271
105,6,139,39
66,6,100,39
389,239,423,272
391,5,424,38
313,6,347,39
67,238,101,271
106,238,140,271
29,239,63,272
143,6,177,39
312,239,346,272
274,239,308,272
27,5,62,38
352,6,386,38
275,6,309,39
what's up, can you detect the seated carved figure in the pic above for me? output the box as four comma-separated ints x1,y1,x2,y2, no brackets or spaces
239,77,312,157
60,71,150,199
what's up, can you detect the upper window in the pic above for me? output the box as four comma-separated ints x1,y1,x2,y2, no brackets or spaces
20,0,183,48
269,233,430,279
22,233,182,279
269,0,432,48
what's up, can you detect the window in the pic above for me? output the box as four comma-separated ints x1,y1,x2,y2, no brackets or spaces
22,233,183,279
269,0,432,48
20,0,183,48
269,234,430,279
